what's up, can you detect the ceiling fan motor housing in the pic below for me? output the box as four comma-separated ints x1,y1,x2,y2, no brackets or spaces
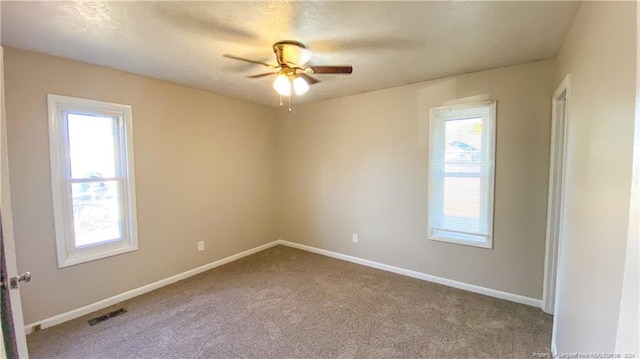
273,40,312,68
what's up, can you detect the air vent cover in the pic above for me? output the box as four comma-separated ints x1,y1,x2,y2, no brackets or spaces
88,308,127,326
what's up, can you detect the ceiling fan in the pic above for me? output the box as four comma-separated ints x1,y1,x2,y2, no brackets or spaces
223,40,352,108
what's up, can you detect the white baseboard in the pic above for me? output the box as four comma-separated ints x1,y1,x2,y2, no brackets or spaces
26,238,541,334
276,239,542,308
24,240,280,334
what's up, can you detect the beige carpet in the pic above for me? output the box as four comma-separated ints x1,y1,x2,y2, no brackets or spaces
27,245,552,358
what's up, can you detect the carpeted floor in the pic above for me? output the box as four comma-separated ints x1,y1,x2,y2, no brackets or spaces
27,245,552,358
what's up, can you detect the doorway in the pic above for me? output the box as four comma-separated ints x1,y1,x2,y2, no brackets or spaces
543,74,571,315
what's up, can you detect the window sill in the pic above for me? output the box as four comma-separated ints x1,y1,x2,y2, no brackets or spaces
429,235,493,249
58,242,138,268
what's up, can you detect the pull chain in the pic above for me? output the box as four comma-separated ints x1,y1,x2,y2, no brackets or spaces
288,95,292,113
279,94,283,107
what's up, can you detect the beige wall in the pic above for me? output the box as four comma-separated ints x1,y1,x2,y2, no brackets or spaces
554,1,637,353
4,48,278,324
277,60,555,299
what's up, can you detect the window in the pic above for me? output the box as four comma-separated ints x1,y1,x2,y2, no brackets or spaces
428,101,496,248
47,95,138,267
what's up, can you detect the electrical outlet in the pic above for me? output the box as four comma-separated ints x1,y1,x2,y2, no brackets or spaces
352,233,359,243
197,241,205,251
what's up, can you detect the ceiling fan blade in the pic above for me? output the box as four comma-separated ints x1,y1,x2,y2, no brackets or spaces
223,54,277,68
309,65,353,74
298,73,321,85
247,72,278,79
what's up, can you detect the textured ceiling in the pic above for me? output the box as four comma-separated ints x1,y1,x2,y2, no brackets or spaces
1,1,580,107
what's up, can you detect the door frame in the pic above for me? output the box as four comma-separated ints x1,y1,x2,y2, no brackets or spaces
0,46,29,358
542,74,571,315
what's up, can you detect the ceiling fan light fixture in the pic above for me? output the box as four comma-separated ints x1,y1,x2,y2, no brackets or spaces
293,76,309,95
273,74,291,96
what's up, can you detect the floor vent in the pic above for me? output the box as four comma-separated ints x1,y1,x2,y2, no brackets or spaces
88,308,127,326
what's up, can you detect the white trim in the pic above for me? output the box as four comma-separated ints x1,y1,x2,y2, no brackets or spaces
24,240,280,334
442,94,491,107
429,233,493,249
277,240,541,308
552,338,558,356
543,74,571,316
25,238,543,335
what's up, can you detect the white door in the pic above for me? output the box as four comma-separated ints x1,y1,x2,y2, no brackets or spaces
0,46,30,358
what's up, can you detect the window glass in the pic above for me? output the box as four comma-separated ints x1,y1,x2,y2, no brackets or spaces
71,181,122,247
67,113,117,179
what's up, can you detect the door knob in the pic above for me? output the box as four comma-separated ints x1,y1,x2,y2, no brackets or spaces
1,271,31,289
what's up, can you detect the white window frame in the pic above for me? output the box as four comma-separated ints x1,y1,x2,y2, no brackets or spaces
428,101,496,249
47,94,138,268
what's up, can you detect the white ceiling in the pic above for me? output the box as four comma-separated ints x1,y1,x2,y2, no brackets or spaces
1,1,580,107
